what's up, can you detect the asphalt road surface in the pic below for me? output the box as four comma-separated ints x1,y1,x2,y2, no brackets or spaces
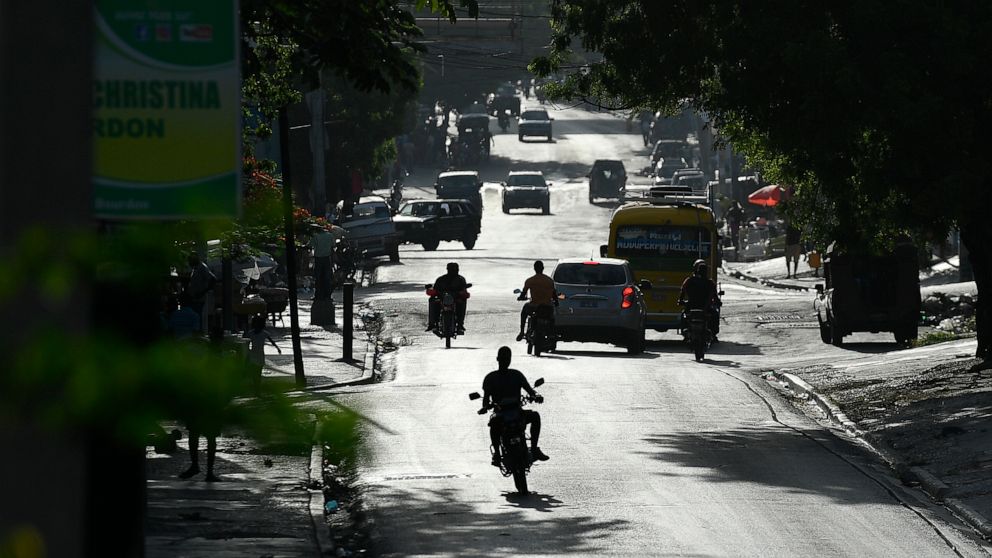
320,105,992,556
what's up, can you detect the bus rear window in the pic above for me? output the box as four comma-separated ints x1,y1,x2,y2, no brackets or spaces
615,225,711,271
553,263,627,285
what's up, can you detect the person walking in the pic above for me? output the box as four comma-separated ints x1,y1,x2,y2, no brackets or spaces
784,223,803,278
243,314,281,395
310,223,346,301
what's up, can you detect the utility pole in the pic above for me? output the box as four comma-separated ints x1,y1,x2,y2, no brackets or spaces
278,108,306,388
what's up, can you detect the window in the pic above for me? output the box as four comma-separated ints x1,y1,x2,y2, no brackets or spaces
614,225,712,272
553,263,627,286
521,110,548,121
400,203,438,217
507,174,546,187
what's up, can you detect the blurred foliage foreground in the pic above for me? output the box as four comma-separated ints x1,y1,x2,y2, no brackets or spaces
0,224,357,467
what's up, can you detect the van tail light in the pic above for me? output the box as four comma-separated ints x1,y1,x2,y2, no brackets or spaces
621,286,634,309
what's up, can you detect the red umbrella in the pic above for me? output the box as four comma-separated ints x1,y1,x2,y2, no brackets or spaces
747,184,785,207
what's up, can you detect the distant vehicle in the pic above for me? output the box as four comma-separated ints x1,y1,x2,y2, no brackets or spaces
393,199,481,251
488,84,520,116
334,196,401,262
518,109,553,142
452,113,491,165
552,258,649,354
814,242,920,346
654,157,688,180
601,200,719,332
673,173,707,191
588,159,627,202
502,171,551,214
435,170,483,211
650,139,688,165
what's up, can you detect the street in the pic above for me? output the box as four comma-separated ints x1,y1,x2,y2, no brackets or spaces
312,106,989,556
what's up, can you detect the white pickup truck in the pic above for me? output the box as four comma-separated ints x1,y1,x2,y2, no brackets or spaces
335,196,401,262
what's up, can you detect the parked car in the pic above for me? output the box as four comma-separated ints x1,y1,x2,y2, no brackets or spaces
518,108,553,141
393,199,482,251
488,83,520,116
435,170,483,211
502,171,551,214
334,196,401,262
552,258,649,354
814,242,920,346
588,159,627,202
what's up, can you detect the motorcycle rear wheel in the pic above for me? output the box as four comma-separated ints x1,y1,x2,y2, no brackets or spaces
512,469,529,495
693,338,705,361
442,313,454,349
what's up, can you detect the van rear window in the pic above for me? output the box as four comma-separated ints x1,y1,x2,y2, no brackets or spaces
553,263,627,285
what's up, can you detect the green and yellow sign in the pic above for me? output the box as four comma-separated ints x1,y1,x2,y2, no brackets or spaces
93,1,240,219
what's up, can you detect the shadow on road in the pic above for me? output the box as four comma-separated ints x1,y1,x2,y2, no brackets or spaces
637,426,896,506
369,486,631,556
502,491,564,513
553,349,659,360
834,341,907,354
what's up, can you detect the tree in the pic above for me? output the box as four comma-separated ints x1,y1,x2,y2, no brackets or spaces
535,1,992,359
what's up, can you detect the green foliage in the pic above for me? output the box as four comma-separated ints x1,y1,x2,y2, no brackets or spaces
0,226,352,450
536,1,992,251
912,331,967,348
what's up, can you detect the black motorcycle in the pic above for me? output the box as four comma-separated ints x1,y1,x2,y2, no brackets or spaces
498,110,510,133
469,378,545,495
331,238,358,290
388,179,403,213
426,283,472,348
679,301,711,362
514,290,557,357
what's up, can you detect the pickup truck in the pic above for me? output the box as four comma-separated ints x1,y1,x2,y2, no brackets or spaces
334,196,401,262
814,242,920,345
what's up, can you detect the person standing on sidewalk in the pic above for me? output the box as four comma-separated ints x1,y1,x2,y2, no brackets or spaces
310,224,346,301
784,223,803,278
185,253,216,333
243,314,281,395
180,328,227,482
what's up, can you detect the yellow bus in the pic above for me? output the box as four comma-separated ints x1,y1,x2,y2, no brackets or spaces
601,200,719,331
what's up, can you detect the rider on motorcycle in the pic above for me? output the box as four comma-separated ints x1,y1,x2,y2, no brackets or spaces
480,346,549,466
678,259,722,341
498,109,510,131
516,260,557,342
427,262,469,335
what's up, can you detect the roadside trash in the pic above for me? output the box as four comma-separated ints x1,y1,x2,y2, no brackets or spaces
325,500,339,513
263,458,273,467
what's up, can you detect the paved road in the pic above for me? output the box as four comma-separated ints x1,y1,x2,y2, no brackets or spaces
327,106,991,556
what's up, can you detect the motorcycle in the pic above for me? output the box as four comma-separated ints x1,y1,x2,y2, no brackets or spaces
425,283,472,348
498,110,510,133
514,289,558,357
679,300,711,362
469,378,545,495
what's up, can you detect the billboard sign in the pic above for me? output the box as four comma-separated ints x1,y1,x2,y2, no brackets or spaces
93,1,240,219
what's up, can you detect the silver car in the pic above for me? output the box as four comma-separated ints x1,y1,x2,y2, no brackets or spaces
552,258,649,354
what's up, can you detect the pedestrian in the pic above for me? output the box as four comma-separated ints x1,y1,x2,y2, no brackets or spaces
310,224,345,301
243,314,281,395
784,223,803,278
723,200,744,253
179,327,227,482
167,293,202,339
185,253,216,333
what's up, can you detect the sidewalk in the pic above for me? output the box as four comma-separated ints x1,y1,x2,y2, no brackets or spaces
145,295,374,557
771,340,992,538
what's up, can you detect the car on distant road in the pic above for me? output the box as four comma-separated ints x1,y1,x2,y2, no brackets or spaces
588,159,627,202
518,108,553,142
654,157,688,182
502,171,551,214
393,199,481,251
434,170,483,211
552,258,649,354
334,196,401,262
488,83,520,116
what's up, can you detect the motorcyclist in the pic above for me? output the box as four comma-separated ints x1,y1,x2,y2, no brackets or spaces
480,346,549,466
427,262,469,335
516,260,557,342
498,109,510,132
678,259,722,341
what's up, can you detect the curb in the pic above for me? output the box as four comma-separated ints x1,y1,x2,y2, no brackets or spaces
769,370,992,540
308,418,335,556
303,330,379,392
724,268,811,292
